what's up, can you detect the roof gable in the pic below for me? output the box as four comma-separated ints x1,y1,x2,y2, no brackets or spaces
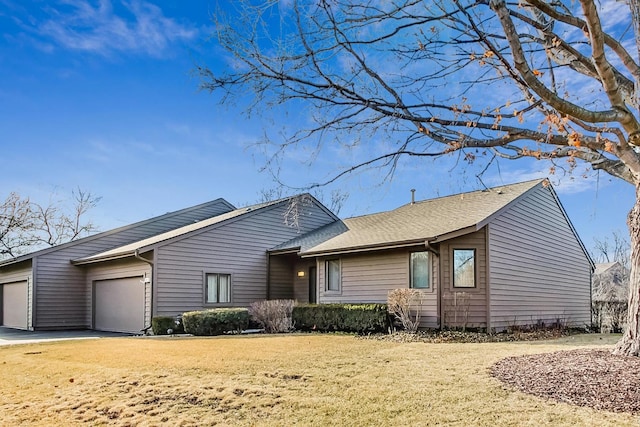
73,194,338,264
0,198,236,268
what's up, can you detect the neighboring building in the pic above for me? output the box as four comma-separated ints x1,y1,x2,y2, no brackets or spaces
592,262,629,302
270,179,594,331
0,179,593,333
592,262,629,333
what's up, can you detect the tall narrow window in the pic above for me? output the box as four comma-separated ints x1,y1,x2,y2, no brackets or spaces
326,259,341,291
410,251,430,289
206,273,232,303
453,249,475,288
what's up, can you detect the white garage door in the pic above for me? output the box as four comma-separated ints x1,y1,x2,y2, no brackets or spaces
94,277,145,334
2,281,28,329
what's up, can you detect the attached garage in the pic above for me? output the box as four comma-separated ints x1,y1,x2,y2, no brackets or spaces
1,281,28,329
94,277,145,333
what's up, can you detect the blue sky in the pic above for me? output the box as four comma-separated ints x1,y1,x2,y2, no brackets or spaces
0,0,635,252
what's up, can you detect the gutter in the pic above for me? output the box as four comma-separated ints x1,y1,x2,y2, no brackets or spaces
425,240,440,256
71,252,134,265
300,240,429,258
134,249,155,334
300,226,479,258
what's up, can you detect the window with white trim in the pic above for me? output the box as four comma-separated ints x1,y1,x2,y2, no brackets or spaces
326,259,341,292
206,273,232,303
410,251,430,289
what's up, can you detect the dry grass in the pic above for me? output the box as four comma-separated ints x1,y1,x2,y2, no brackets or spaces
0,333,635,426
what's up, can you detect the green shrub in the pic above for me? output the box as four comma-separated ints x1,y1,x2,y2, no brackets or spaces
151,316,185,335
182,308,250,336
293,303,389,333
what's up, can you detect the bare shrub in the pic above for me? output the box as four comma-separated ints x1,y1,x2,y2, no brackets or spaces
387,289,422,333
443,292,471,331
249,299,295,333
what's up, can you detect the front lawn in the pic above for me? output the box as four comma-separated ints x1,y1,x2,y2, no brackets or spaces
0,333,634,426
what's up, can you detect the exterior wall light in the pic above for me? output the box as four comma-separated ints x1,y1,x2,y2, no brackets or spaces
297,271,305,277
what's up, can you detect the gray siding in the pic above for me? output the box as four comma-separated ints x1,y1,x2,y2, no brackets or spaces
0,260,33,329
269,255,295,300
32,200,233,329
293,260,317,303
317,249,440,328
488,185,591,329
154,201,336,316
439,229,488,329
84,258,152,330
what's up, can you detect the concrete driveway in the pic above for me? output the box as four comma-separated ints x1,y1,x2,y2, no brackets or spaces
0,327,131,346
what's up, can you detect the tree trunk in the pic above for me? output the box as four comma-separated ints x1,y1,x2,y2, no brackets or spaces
613,184,640,356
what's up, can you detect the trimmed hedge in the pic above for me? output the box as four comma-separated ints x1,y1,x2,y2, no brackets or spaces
151,316,185,335
293,303,389,333
182,308,250,336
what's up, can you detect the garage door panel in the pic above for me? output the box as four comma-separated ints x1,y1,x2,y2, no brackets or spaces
94,277,144,334
2,281,28,329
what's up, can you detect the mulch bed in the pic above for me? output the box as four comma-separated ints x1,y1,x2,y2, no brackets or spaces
491,349,640,414
361,329,572,343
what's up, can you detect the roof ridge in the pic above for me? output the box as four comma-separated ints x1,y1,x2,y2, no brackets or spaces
402,178,545,207
341,179,544,221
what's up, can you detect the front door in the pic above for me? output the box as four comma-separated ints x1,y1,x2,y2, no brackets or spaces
309,266,317,304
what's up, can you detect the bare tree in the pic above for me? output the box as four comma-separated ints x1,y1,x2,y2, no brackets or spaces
593,231,631,271
0,193,36,259
199,1,640,355
258,186,349,216
0,188,101,260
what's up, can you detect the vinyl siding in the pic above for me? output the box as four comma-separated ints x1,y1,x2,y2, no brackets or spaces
0,260,33,329
439,229,488,329
488,185,591,329
31,200,233,329
154,202,336,316
269,255,295,300
317,248,440,328
293,260,317,303
84,258,152,330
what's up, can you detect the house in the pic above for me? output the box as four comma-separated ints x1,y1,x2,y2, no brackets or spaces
0,179,593,333
0,198,236,331
0,194,337,333
269,179,593,330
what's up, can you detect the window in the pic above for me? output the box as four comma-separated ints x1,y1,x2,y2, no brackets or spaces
453,249,475,288
326,259,341,291
410,251,430,289
206,273,231,303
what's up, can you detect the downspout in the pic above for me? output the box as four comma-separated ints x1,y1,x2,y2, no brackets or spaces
425,240,441,329
134,249,154,334
266,252,271,300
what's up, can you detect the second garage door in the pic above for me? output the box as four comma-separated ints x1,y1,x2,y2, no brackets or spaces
94,277,145,333
2,281,28,329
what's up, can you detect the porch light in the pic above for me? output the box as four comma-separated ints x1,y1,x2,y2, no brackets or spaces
297,271,305,277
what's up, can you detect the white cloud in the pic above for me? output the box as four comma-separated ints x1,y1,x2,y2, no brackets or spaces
36,0,198,57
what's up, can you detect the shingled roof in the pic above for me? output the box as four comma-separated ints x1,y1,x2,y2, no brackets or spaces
276,179,545,257
72,195,324,265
